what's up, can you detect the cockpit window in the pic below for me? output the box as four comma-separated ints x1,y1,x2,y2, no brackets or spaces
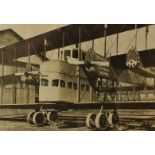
72,49,78,58
82,52,86,60
67,82,72,89
60,80,65,88
64,50,71,58
41,79,48,86
52,79,59,87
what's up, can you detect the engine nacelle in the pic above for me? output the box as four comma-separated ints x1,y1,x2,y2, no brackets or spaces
20,72,39,85
126,48,139,68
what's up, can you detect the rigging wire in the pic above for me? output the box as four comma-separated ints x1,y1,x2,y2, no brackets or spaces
105,36,117,57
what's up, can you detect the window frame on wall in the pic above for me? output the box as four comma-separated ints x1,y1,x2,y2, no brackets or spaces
41,78,48,86
52,79,59,87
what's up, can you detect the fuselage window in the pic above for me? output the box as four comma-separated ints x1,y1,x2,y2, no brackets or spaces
64,50,71,58
60,80,65,88
41,78,48,86
72,49,78,59
52,79,59,87
81,84,85,91
86,85,89,91
67,82,72,89
73,83,77,90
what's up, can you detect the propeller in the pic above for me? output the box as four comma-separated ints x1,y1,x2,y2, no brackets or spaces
126,47,140,68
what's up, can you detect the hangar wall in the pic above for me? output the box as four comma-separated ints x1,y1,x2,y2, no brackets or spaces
0,29,36,104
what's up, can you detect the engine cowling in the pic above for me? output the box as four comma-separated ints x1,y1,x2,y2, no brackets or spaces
126,48,139,68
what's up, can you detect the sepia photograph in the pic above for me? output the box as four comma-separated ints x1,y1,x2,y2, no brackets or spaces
0,24,154,131
1,1,155,155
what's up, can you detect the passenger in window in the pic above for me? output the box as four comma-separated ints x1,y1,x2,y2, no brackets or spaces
60,80,65,88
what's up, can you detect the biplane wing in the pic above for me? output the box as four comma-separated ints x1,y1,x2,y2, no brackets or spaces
0,24,152,86
0,24,148,64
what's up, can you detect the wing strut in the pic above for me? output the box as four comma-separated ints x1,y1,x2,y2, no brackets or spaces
104,24,108,57
77,26,81,103
116,33,119,55
0,49,4,104
13,47,17,104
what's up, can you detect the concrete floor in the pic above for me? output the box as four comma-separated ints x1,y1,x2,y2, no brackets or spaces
0,109,154,131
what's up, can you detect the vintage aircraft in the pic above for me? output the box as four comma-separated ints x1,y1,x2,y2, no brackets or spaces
0,24,155,130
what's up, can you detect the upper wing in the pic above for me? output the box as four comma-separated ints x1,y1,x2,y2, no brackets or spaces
0,24,148,64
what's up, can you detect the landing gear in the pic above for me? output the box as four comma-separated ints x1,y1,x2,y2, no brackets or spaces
32,112,45,126
95,113,108,130
47,111,58,123
27,110,58,126
86,109,119,131
27,111,35,125
108,111,119,127
86,113,96,130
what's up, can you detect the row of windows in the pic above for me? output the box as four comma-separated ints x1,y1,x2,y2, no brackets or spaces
41,79,89,91
61,49,86,61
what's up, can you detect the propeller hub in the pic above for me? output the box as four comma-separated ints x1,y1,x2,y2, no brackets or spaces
126,47,139,68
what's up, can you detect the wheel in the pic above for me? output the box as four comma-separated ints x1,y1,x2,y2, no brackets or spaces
108,111,119,126
32,112,45,126
95,113,108,130
86,113,96,129
47,111,58,123
27,111,35,125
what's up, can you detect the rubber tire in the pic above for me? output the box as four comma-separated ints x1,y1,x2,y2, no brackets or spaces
47,111,58,122
27,111,35,125
86,113,96,129
32,112,45,126
95,113,108,130
108,112,119,126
